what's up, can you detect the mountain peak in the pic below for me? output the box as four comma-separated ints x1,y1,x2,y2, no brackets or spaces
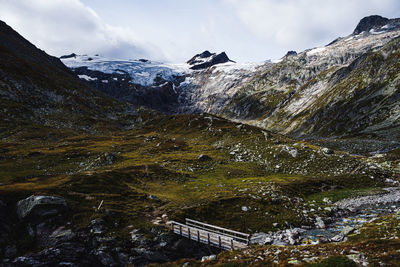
353,15,389,35
187,51,234,70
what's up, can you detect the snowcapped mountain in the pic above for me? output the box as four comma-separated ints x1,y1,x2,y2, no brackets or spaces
61,15,400,143
220,15,400,140
61,51,266,113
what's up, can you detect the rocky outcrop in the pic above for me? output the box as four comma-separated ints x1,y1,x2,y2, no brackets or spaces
353,15,390,35
60,53,77,59
187,51,234,70
16,195,67,219
284,51,297,57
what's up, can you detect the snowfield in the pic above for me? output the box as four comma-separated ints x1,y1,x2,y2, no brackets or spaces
62,55,192,86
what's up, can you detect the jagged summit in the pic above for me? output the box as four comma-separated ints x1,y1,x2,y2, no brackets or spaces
284,51,297,57
187,50,234,70
353,15,400,35
60,53,77,59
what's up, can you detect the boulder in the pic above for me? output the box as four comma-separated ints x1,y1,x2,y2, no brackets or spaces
197,154,212,161
321,147,334,155
330,233,345,242
315,217,326,229
16,195,67,220
201,254,216,262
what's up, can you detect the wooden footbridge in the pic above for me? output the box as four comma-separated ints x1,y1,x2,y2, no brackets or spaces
170,218,250,250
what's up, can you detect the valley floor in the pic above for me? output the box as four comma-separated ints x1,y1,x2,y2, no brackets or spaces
0,114,399,266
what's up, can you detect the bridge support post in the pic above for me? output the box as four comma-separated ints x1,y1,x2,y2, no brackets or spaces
180,225,182,235
188,228,191,240
219,236,221,249
197,230,200,242
207,233,210,245
231,239,234,250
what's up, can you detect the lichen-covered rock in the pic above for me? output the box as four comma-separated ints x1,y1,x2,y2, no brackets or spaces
16,195,67,220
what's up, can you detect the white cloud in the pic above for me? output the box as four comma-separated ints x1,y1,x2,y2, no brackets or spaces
224,0,400,55
0,0,164,60
0,0,399,62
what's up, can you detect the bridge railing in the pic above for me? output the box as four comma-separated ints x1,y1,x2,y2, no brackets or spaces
170,220,236,250
185,218,250,244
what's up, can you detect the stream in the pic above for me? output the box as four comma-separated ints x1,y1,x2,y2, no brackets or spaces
251,187,400,245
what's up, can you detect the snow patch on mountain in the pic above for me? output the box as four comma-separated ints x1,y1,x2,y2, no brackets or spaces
78,74,97,81
307,47,327,56
62,55,191,86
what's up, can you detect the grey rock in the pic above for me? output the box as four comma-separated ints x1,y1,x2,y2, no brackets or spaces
50,227,76,243
315,217,326,229
284,146,298,158
201,254,216,262
13,256,41,266
16,195,67,219
330,233,345,242
94,250,115,266
321,147,334,155
272,240,289,246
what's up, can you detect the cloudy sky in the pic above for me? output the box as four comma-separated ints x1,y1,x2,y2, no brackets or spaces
1,0,400,62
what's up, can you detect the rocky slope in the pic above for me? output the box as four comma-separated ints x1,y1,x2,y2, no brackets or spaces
62,15,400,148
0,20,138,135
221,16,400,142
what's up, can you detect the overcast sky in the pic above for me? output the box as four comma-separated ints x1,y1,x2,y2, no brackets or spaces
1,0,400,62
